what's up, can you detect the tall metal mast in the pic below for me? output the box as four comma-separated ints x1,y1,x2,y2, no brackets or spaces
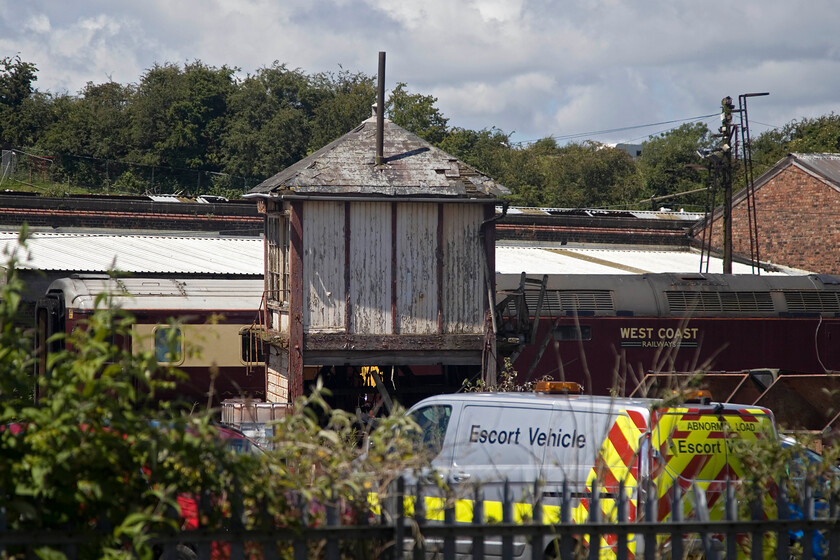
719,97,735,274
737,92,770,274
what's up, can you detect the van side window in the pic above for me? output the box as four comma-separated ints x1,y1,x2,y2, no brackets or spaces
409,405,452,457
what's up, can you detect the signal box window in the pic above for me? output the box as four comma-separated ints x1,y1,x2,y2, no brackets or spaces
267,214,289,304
553,325,591,341
409,405,452,458
154,327,183,364
240,328,265,364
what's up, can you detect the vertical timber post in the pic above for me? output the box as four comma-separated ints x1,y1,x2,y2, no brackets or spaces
289,200,304,400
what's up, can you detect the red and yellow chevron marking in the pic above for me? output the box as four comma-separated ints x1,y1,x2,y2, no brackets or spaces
573,410,648,559
650,407,773,524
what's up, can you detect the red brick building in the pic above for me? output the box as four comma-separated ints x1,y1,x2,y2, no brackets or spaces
695,153,840,275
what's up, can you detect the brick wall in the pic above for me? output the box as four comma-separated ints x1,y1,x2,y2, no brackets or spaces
702,165,840,274
266,345,289,403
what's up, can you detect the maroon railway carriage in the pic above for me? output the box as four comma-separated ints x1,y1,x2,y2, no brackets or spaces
496,272,840,399
35,275,266,405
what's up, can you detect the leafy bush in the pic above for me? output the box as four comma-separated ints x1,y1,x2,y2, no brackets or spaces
0,231,424,559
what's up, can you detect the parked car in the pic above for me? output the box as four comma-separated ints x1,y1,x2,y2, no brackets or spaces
780,436,839,559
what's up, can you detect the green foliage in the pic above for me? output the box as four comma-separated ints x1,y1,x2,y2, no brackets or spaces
5,53,840,209
0,236,429,557
461,358,549,392
308,70,376,151
111,170,149,194
221,63,313,178
459,136,641,209
386,82,449,145
0,55,40,148
439,126,513,179
0,228,37,405
751,113,840,174
636,122,712,209
129,61,236,172
0,251,257,556
38,83,134,162
0,55,37,108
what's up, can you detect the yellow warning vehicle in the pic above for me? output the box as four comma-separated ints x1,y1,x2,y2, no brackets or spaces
401,381,777,558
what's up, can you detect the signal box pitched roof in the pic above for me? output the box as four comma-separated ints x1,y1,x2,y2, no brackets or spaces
247,116,508,199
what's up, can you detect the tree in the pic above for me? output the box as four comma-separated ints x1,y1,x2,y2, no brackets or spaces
439,126,515,185
42,83,134,156
308,70,376,151
128,61,236,188
0,55,37,108
3,90,56,150
386,82,449,145
221,63,315,179
636,122,712,210
506,140,638,208
0,55,39,148
751,113,840,173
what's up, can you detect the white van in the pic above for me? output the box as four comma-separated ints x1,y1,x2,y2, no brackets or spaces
398,381,778,558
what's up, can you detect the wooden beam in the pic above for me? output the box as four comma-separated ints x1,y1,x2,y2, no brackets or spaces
289,200,304,400
304,333,483,351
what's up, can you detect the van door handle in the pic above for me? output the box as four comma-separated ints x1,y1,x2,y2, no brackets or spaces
451,472,471,482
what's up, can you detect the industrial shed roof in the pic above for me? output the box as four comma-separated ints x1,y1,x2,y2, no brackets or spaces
501,206,704,221
495,244,806,276
0,232,264,276
0,232,806,279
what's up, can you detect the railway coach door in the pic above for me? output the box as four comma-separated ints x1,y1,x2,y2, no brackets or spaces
34,295,63,396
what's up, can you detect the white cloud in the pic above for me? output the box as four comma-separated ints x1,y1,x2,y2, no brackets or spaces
1,0,838,143
24,13,51,34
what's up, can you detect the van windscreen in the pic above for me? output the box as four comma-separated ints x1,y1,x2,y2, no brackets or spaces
409,405,452,458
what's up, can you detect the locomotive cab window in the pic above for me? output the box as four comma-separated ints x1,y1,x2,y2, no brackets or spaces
154,326,184,364
553,325,592,341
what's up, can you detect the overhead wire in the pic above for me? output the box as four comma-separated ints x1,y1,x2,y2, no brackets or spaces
513,112,721,146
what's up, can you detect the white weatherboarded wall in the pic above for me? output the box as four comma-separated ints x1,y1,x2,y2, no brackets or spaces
442,204,485,333
301,200,486,337
396,203,438,334
349,201,392,334
303,201,346,332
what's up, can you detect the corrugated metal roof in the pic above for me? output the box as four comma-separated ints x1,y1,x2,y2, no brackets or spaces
49,276,264,311
790,153,840,188
500,206,703,221
248,117,508,198
1,232,804,279
0,232,263,275
495,244,805,276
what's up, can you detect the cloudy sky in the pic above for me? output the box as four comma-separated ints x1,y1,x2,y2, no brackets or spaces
3,0,839,145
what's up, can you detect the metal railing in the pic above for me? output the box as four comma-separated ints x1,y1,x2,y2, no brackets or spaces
2,476,839,559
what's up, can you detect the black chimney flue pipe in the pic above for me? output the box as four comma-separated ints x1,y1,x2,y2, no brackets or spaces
375,52,385,166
